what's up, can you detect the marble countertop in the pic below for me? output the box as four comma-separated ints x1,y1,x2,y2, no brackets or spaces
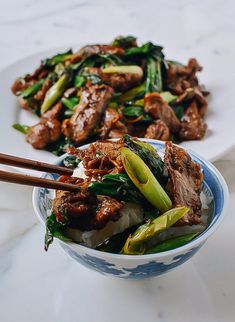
0,0,235,321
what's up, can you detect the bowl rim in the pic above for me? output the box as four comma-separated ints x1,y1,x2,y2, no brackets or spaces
32,139,229,260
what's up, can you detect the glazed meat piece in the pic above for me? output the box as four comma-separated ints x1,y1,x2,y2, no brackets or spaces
26,118,61,149
100,108,128,139
164,141,203,225
144,93,180,132
166,58,202,95
176,87,208,117
11,78,34,96
11,64,48,95
69,45,124,64
85,67,142,91
145,120,170,140
62,84,113,144
68,139,124,177
95,197,123,229
179,101,207,140
53,178,123,231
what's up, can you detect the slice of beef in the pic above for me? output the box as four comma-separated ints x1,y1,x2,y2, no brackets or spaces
69,45,124,64
164,141,203,225
144,93,181,132
68,139,124,178
85,67,142,91
176,87,208,117
62,84,113,144
11,64,48,95
26,118,61,149
53,177,123,231
95,197,123,229
179,101,207,140
166,58,202,95
100,108,128,139
11,78,34,96
145,120,170,141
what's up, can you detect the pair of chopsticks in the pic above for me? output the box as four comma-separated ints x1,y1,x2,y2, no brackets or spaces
0,153,80,192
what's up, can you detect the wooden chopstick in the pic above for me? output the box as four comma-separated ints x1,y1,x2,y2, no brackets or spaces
0,169,80,192
0,153,73,175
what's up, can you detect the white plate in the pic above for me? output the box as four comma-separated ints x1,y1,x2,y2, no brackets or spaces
0,47,234,167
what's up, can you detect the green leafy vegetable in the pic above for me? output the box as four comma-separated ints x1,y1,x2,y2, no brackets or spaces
98,53,124,66
41,72,70,114
122,207,189,254
42,49,73,67
124,42,164,60
172,105,184,120
12,123,30,134
45,213,71,251
122,106,144,118
20,78,45,99
145,232,198,254
73,75,86,88
121,147,172,212
63,155,80,169
112,36,137,49
52,136,73,156
88,173,145,204
123,135,164,181
61,97,79,110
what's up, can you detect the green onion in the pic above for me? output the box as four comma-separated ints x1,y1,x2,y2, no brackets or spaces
12,123,30,134
145,232,198,254
122,207,189,254
41,73,70,114
20,78,45,99
121,147,172,212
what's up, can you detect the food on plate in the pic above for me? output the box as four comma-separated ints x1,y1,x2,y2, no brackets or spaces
44,136,212,255
11,36,209,155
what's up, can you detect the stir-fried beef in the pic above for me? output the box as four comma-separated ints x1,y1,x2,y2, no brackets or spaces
11,65,48,95
145,120,170,140
69,45,124,64
53,177,123,231
68,139,124,178
11,37,209,154
95,197,123,229
179,101,207,140
85,67,142,91
144,93,181,132
26,118,61,149
11,79,33,96
176,87,208,117
62,84,113,144
164,141,203,225
100,108,128,139
166,58,202,95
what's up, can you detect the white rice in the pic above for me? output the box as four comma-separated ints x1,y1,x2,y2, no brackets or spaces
65,202,144,248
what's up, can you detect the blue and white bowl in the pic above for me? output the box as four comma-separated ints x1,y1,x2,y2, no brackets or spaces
33,140,229,279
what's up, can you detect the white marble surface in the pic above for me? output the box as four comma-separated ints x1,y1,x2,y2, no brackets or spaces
0,0,235,321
